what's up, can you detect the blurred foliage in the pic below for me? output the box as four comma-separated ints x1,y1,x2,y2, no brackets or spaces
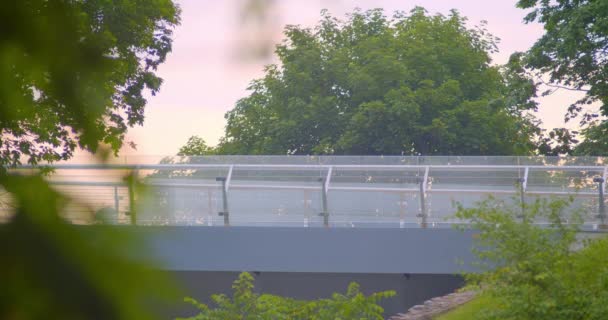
0,0,181,319
0,174,179,320
217,7,541,156
515,0,608,155
574,122,608,156
178,272,395,320
455,196,608,319
235,0,278,61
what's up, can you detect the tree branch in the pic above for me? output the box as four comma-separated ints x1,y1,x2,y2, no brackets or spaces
537,78,590,93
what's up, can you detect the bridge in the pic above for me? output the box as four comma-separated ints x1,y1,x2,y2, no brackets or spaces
3,156,608,316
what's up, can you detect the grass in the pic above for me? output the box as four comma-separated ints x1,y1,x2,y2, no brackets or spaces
434,294,494,320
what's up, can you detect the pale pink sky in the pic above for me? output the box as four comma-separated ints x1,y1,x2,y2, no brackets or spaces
122,0,584,156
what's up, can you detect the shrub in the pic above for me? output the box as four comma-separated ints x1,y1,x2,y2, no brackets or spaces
456,196,608,320
177,272,395,320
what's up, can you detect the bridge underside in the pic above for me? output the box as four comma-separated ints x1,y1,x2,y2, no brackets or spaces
141,226,478,274
135,226,476,317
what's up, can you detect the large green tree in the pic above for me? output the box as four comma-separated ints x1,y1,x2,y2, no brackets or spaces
217,8,540,156
516,0,608,155
1,0,179,167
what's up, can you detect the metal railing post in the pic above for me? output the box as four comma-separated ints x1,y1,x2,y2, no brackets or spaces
216,177,230,226
517,166,529,219
320,181,329,227
319,166,332,227
417,166,429,228
594,176,606,228
216,165,234,227
128,167,139,225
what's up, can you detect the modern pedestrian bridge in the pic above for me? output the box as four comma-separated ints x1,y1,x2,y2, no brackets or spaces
4,156,608,316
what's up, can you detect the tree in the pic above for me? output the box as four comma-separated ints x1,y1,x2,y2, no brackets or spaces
536,128,579,156
178,136,217,156
574,123,608,155
516,0,608,155
179,272,394,320
217,8,540,156
0,0,180,167
0,1,181,319
456,196,608,320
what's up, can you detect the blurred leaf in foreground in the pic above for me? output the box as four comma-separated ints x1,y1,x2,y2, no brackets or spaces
0,174,180,319
0,0,182,318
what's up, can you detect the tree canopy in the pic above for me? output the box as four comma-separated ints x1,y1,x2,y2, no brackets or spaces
0,0,180,167
178,136,216,156
216,8,540,156
516,0,608,155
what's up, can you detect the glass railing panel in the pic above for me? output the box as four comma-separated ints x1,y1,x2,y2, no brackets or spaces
526,167,602,194
139,166,229,225
525,167,605,226
426,166,525,224
227,166,328,226
227,188,322,227
327,190,420,227
327,167,423,227
39,167,131,224
520,194,591,227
